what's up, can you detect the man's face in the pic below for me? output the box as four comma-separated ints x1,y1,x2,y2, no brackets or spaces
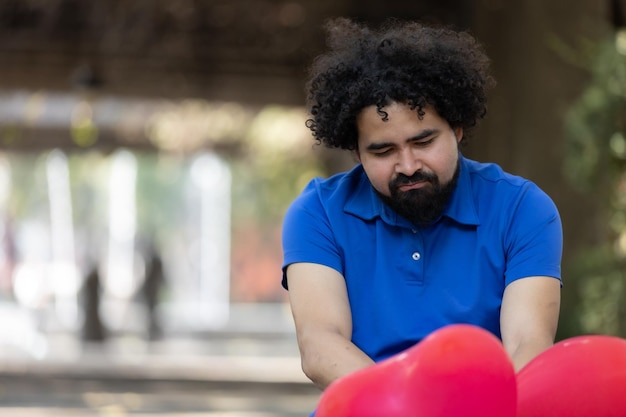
355,102,462,226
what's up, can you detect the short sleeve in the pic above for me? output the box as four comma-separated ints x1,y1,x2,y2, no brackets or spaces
281,180,344,289
504,183,563,285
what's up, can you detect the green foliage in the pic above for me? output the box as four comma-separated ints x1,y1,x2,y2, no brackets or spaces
562,33,626,337
229,149,324,228
229,105,326,228
563,39,626,191
4,152,49,220
133,152,187,243
562,244,626,337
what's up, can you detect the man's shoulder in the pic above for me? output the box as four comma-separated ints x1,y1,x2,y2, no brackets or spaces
462,157,557,213
463,158,529,188
300,164,366,201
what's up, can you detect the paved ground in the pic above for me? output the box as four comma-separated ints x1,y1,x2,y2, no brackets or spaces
0,374,320,416
0,339,321,417
0,303,321,417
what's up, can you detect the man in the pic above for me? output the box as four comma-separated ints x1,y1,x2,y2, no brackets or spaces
281,17,562,394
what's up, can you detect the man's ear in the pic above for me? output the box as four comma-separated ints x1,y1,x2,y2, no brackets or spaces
353,148,361,162
454,127,464,143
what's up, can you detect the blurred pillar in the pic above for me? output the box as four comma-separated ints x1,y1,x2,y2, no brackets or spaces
0,156,14,296
191,153,232,327
103,149,138,331
46,150,81,330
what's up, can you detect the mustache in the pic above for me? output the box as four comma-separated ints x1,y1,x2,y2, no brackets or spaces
390,171,438,188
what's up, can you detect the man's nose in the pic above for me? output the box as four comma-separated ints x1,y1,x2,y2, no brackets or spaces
395,148,422,175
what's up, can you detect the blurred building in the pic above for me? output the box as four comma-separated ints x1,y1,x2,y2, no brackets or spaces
0,0,621,356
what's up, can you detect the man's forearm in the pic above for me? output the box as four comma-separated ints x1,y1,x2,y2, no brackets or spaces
509,338,554,372
299,331,375,389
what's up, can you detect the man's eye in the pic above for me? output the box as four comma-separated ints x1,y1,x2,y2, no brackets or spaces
373,149,392,156
414,138,435,146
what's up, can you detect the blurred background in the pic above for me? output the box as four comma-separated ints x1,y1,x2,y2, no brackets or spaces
0,0,624,416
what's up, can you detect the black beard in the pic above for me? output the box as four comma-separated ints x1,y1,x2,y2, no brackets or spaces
376,161,460,227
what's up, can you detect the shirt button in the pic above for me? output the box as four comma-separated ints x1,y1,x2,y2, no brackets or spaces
412,252,421,261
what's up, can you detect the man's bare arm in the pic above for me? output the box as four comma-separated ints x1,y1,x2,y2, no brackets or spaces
286,262,374,389
500,276,561,371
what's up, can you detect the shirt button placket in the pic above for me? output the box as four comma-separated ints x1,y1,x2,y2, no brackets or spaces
410,228,424,285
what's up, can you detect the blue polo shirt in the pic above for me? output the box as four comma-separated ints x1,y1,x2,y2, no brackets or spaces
281,156,562,363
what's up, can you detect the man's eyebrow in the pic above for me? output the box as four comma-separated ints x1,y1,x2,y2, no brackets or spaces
365,128,440,151
365,142,394,151
406,128,440,142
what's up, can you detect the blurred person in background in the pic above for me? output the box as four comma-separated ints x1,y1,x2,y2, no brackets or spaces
281,17,562,398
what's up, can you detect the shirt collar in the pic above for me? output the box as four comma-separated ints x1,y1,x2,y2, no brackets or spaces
344,156,480,227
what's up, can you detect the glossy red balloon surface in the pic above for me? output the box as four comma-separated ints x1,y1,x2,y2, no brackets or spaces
315,324,517,417
517,334,626,417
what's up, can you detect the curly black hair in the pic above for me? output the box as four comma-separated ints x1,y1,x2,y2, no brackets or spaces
305,18,495,150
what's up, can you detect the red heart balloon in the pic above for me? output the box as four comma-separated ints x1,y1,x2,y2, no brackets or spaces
517,334,626,417
316,324,517,417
